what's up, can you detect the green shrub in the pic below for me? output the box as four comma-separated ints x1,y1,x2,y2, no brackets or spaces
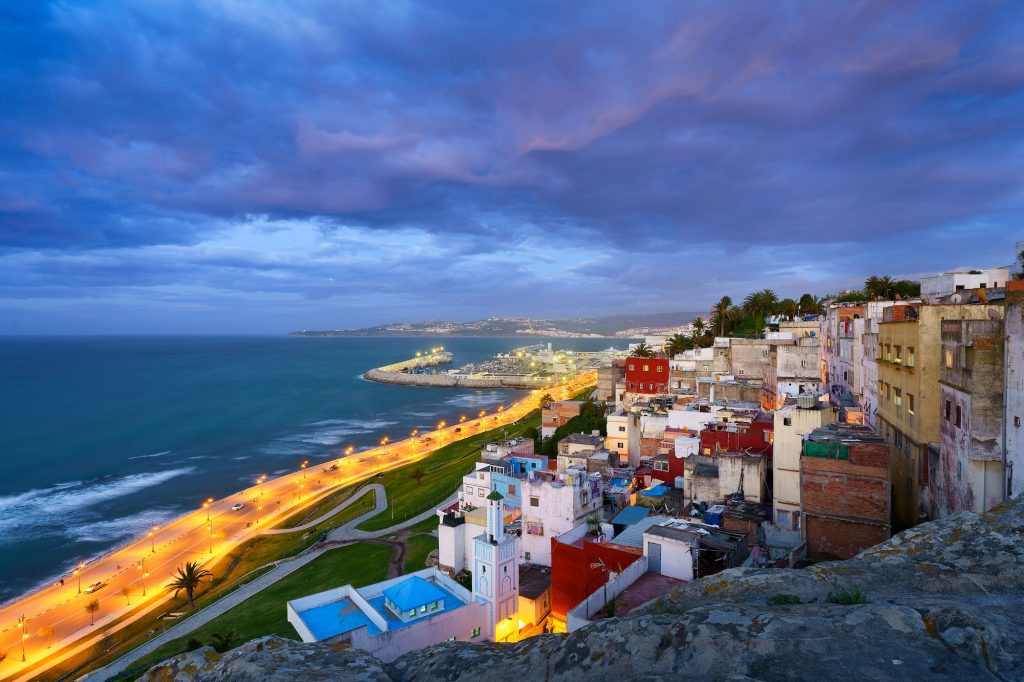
767,593,801,605
826,588,868,605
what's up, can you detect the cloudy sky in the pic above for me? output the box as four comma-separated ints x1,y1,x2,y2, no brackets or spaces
2,1,1022,334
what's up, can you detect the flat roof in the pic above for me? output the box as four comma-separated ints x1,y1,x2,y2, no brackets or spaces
298,598,380,640
611,505,651,526
519,565,552,600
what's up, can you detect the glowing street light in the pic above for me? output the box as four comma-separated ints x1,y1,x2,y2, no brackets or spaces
258,475,266,496
75,562,84,594
437,420,446,429
301,460,309,480
208,521,214,555
149,525,159,554
411,428,418,436
18,615,27,661
380,436,389,446
459,415,467,423
344,445,354,456
204,497,214,523
138,558,148,596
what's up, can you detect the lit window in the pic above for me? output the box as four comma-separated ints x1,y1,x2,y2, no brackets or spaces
628,364,635,371
471,627,481,638
894,388,902,406
656,365,663,372
643,364,649,372
945,351,953,368
431,601,438,610
907,394,914,415
408,609,416,617
907,347,915,367
420,605,427,614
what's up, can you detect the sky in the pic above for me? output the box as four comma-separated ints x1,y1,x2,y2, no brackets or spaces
1,1,1022,334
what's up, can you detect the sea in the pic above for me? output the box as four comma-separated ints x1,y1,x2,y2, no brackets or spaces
0,335,622,603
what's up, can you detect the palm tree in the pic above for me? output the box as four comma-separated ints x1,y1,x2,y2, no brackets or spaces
711,296,734,336
864,275,896,300
777,298,798,320
666,333,689,356
85,599,100,626
798,293,823,316
631,342,654,358
743,289,778,334
692,317,706,337
166,561,213,609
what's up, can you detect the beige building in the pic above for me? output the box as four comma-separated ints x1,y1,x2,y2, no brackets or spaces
772,399,836,532
878,303,1001,528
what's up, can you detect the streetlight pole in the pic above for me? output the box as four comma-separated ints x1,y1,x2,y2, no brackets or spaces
138,558,148,597
205,497,213,523
149,525,158,554
75,562,84,594
208,521,214,555
18,614,27,661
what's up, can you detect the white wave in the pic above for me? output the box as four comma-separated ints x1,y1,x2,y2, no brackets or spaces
287,419,400,447
0,468,195,540
64,508,179,544
232,455,250,461
442,392,510,408
128,450,172,460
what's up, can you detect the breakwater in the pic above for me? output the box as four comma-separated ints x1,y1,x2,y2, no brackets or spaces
373,351,453,373
363,368,558,389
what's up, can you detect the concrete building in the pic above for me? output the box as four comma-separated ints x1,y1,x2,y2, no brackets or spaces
625,357,669,395
460,461,522,515
878,303,1000,528
920,267,1010,303
541,400,584,439
480,437,534,462
286,568,487,662
605,410,639,465
516,565,552,630
669,347,714,394
801,424,890,560
936,319,1006,517
762,338,823,411
1007,282,1024,501
520,467,603,566
713,337,796,381
697,376,764,404
642,519,748,582
683,452,766,506
823,303,864,407
596,360,626,402
772,399,836,532
473,488,520,642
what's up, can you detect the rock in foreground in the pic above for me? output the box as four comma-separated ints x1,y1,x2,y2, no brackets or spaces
141,499,1024,681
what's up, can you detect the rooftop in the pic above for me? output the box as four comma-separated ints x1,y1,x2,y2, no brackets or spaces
519,565,552,600
611,505,651,526
383,575,449,611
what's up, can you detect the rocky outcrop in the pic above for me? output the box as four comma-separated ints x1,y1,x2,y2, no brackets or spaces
140,498,1024,681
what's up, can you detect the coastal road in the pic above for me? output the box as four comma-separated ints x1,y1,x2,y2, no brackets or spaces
0,370,595,681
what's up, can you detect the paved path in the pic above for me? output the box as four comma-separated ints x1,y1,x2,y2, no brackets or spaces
88,483,442,681
261,484,383,535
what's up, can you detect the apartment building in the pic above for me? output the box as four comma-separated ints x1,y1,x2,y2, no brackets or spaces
772,399,836,532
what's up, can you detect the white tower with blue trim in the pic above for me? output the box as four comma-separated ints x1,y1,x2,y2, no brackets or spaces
472,486,519,641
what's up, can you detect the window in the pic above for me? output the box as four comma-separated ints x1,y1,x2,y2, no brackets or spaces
738,369,745,375
508,484,515,494
656,365,663,372
471,627,481,638
477,488,484,497
628,383,634,390
945,350,954,368
408,609,416,617
894,388,902,406
945,400,951,421
529,496,539,507
763,350,769,358
618,425,626,432
1016,416,1021,428
642,364,649,372
907,393,915,415
783,417,792,426
628,364,635,371
420,605,427,614
885,345,892,362
955,405,962,428
894,430,903,448
907,347,915,367
430,601,438,610
524,551,531,561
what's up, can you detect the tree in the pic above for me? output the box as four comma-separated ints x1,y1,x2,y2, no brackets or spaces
666,333,690,357
0,650,7,665
85,599,100,626
539,393,554,405
122,586,132,606
630,342,654,358
777,298,798,320
743,289,779,334
711,296,735,336
692,317,706,337
36,625,54,649
798,293,823,315
864,275,896,300
166,561,213,609
209,629,239,653
409,467,425,484
893,280,920,298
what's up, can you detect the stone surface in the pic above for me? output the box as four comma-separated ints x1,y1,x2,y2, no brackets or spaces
140,498,1024,681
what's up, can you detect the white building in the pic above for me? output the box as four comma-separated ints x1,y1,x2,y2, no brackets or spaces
920,267,1010,303
286,568,487,663
521,468,603,566
605,410,639,465
473,488,520,642
772,400,836,532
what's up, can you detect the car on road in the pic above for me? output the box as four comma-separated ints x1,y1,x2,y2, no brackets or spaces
85,581,106,594
375,472,385,478
231,503,245,511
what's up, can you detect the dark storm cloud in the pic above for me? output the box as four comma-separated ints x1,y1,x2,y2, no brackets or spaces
0,1,1022,332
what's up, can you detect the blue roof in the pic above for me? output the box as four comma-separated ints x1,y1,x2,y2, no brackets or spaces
642,485,669,497
298,598,381,640
611,505,651,525
382,575,448,611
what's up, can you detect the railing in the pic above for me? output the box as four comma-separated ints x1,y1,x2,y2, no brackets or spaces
566,556,648,632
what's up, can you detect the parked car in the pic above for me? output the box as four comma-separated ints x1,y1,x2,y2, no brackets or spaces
231,503,245,511
85,581,106,594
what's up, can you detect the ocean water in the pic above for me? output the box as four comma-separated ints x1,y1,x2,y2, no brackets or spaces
0,335,619,602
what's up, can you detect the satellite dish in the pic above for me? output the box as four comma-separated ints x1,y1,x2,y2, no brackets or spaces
950,293,962,304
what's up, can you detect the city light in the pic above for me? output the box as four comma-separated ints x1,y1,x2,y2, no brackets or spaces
75,562,84,594
204,497,213,522
149,525,158,554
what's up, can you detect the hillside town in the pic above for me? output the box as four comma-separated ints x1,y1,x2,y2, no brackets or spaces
280,240,1024,660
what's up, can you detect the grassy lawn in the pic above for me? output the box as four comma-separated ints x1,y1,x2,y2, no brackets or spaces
402,534,439,574
356,410,541,532
113,543,392,680
276,482,361,529
407,514,440,534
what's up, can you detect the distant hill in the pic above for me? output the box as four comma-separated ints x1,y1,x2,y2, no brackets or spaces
289,312,704,337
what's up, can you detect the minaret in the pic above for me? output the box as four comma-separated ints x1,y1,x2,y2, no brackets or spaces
472,487,520,642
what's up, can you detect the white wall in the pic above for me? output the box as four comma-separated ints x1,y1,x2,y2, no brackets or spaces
643,534,695,581
565,556,647,632
1006,294,1024,500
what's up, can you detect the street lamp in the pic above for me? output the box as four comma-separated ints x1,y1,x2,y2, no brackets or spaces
75,562,84,594
380,436,389,446
258,475,266,497
18,614,27,662
138,558,148,596
437,420,446,429
204,497,213,523
208,521,214,555
149,525,159,554
459,415,467,423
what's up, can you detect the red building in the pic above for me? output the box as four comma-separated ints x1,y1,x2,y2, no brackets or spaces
550,532,641,620
698,412,774,458
625,357,669,395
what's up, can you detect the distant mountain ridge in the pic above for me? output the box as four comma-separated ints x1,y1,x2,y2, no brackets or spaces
290,312,704,337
